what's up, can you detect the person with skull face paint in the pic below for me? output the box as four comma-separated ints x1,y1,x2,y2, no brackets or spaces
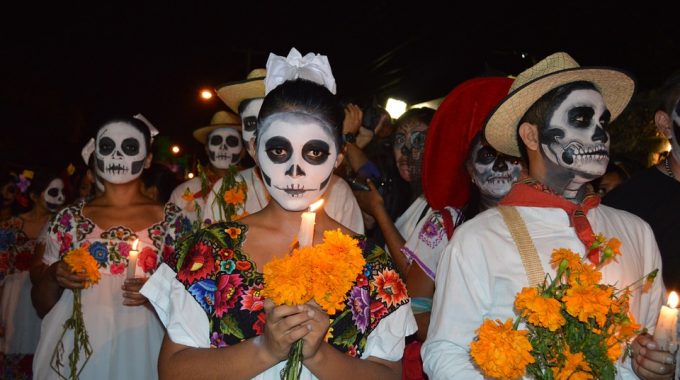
141,49,415,380
30,116,184,380
604,72,680,293
422,53,673,379
209,65,365,233
0,168,65,379
168,110,247,224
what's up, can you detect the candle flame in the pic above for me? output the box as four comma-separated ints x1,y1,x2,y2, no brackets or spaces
132,239,139,251
669,291,679,308
309,199,324,212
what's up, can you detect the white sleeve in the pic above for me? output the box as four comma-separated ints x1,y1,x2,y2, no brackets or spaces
361,302,417,361
141,263,211,348
422,234,491,379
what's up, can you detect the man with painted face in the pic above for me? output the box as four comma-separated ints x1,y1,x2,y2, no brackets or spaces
422,53,672,379
605,73,680,292
142,49,415,380
168,110,246,223
31,116,185,379
211,65,365,233
0,169,65,379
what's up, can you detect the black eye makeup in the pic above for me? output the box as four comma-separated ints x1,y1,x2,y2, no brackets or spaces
302,140,331,165
265,136,293,163
210,135,223,146
568,107,595,128
122,138,140,155
98,137,115,155
226,136,240,147
476,146,498,165
243,116,257,132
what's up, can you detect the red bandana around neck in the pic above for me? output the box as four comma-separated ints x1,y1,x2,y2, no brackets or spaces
499,178,601,264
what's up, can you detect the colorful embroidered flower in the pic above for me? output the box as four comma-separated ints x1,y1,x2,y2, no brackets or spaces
235,260,251,271
470,318,534,380
138,246,158,273
241,284,264,312
178,242,215,283
88,241,109,265
252,312,266,336
346,345,358,358
218,259,235,274
118,241,131,257
214,273,244,317
188,279,216,314
109,262,126,275
211,331,227,348
370,300,388,328
349,286,370,333
225,227,241,239
355,273,368,288
374,269,408,307
58,232,73,254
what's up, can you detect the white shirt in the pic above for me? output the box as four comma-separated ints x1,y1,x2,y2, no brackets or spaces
422,204,665,379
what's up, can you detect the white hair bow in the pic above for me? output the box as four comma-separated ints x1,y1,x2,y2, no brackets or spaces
81,138,95,165
134,113,160,144
264,47,336,95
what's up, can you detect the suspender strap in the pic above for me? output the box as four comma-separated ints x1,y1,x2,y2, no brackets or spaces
497,206,545,286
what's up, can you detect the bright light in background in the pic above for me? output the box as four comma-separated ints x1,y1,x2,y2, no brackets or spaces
385,98,407,119
171,145,180,154
187,172,195,179
200,89,213,100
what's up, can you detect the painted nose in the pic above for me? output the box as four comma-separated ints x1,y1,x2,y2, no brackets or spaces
493,156,509,171
401,145,411,155
285,164,306,177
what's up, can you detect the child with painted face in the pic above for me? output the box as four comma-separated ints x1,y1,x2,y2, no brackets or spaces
30,116,184,380
143,66,415,379
0,169,65,378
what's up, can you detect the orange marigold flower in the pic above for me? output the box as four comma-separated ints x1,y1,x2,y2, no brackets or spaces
550,248,583,274
223,188,245,205
63,244,101,288
568,263,602,286
515,287,566,331
470,318,534,380
181,188,194,202
551,346,593,380
563,283,612,327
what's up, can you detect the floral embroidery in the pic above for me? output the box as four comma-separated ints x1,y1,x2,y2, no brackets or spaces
138,246,157,273
0,218,37,276
88,241,109,266
418,217,445,249
171,221,409,358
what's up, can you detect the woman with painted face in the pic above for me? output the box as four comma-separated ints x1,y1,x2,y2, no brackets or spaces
141,50,416,380
0,168,65,379
30,116,184,380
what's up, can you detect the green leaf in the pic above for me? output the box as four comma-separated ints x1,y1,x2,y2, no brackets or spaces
333,326,358,348
220,314,245,340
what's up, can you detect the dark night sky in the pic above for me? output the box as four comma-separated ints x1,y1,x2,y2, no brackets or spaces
1,1,678,172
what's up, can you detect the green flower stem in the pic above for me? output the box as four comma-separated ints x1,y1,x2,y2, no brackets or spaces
281,339,304,380
50,289,93,380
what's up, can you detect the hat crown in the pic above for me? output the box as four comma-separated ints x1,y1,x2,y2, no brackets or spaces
509,52,580,93
247,68,266,80
209,110,240,125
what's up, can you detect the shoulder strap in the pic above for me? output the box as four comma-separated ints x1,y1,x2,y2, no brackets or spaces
497,206,545,286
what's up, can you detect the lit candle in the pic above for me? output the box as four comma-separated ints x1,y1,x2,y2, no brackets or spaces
127,239,140,279
298,199,324,248
653,291,679,351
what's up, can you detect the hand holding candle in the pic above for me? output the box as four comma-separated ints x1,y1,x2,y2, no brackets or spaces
298,199,324,248
127,239,140,279
653,291,679,352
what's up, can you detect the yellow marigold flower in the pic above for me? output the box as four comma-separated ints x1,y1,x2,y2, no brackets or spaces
551,347,593,380
63,245,101,288
261,247,313,305
470,318,534,380
568,263,602,286
515,288,566,331
223,188,245,205
606,333,623,362
563,283,613,327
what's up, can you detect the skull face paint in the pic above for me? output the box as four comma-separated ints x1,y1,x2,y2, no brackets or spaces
540,89,611,180
257,113,338,211
470,140,522,199
670,98,680,163
95,122,147,184
206,127,243,169
241,98,264,158
43,178,65,212
393,119,428,182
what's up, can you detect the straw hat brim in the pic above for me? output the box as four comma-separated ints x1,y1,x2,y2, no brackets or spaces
193,124,241,145
216,77,265,114
484,67,635,157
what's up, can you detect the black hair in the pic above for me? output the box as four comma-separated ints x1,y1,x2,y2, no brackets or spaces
516,81,598,166
394,107,436,130
94,116,153,151
257,79,344,151
657,72,680,114
141,162,179,203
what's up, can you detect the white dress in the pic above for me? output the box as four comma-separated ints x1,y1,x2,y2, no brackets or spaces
32,201,183,380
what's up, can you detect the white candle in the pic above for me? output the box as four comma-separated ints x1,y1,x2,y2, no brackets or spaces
127,239,140,279
298,199,324,248
653,291,679,351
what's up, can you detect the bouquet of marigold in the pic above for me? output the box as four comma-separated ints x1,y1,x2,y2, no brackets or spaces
261,229,365,380
470,234,658,380
51,242,101,380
